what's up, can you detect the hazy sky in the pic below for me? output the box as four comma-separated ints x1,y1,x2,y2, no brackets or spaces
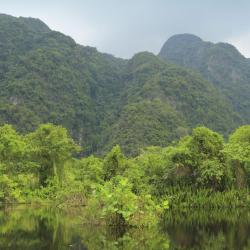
1,0,250,58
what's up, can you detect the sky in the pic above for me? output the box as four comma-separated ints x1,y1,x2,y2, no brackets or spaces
1,0,250,58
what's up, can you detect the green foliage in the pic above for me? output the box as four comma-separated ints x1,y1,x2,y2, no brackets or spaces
189,127,231,189
0,15,246,156
103,145,126,181
104,100,185,156
225,125,250,163
165,187,250,209
85,176,166,227
133,146,169,195
0,123,81,202
197,159,225,188
161,127,232,190
0,125,27,171
95,177,138,225
26,123,80,186
224,125,250,187
0,173,17,202
73,155,104,195
190,126,224,159
0,122,250,225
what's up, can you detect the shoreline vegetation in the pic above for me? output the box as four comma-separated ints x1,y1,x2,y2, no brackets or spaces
0,123,250,227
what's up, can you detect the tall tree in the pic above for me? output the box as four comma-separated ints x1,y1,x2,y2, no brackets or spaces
27,124,80,186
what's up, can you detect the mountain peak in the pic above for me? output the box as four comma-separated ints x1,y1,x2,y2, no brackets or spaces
0,13,50,33
159,34,204,59
18,16,50,33
166,33,202,43
158,33,250,124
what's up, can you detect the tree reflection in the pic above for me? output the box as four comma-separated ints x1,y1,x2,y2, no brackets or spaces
0,205,169,250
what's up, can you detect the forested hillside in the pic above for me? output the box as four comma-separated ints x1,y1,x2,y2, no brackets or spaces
0,14,247,155
104,52,239,155
0,14,126,154
159,34,250,123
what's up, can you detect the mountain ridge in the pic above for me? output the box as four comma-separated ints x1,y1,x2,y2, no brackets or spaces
0,14,248,155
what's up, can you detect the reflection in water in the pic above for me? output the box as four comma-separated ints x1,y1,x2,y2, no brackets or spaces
164,209,250,250
0,205,250,249
0,205,168,250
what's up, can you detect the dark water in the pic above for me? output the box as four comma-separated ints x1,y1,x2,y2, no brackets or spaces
0,205,250,250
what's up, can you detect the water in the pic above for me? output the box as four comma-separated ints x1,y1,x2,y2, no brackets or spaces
0,205,250,249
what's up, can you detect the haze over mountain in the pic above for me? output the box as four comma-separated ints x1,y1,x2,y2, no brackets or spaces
0,14,248,155
3,0,250,58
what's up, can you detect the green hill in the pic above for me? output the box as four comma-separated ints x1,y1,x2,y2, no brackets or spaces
0,15,245,155
0,14,125,154
159,34,250,123
103,52,239,155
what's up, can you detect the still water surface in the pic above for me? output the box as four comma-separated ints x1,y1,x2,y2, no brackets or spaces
0,205,250,249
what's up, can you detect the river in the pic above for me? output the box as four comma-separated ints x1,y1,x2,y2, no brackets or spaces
0,205,250,249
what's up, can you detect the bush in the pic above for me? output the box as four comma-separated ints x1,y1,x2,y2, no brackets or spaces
84,176,168,227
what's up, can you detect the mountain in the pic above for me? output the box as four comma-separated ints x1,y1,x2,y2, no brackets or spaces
159,34,250,123
0,15,245,155
0,14,126,154
102,52,239,155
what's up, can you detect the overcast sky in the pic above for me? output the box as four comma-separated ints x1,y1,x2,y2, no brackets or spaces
1,0,250,58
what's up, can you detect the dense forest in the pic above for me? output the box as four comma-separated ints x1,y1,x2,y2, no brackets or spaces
0,14,250,229
0,123,250,226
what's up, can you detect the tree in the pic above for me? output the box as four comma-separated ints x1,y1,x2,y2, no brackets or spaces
164,127,231,190
189,127,230,189
190,126,224,160
196,159,225,189
0,124,26,172
103,145,125,181
163,137,193,187
74,155,104,194
224,125,250,187
0,125,35,201
226,125,250,163
27,123,80,186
